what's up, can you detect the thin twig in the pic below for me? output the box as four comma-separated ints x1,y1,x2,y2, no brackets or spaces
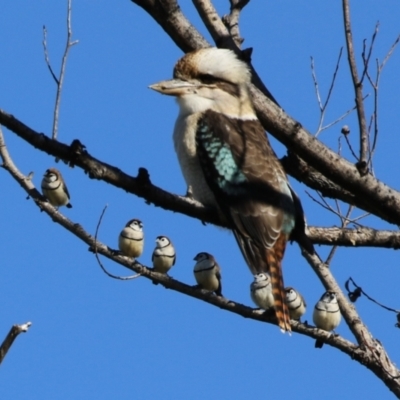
344,133,359,160
346,277,400,313
0,322,32,365
364,34,400,166
305,191,365,228
42,26,58,84
324,48,343,110
380,34,400,69
310,57,323,113
42,0,79,140
319,94,369,134
360,22,379,84
325,205,354,265
313,48,343,137
93,205,142,280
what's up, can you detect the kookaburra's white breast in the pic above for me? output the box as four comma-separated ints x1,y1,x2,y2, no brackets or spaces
173,112,217,207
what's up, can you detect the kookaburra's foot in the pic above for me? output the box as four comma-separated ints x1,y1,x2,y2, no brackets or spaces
186,185,194,199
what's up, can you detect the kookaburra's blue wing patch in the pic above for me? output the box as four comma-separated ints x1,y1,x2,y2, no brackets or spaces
196,110,295,246
196,118,247,195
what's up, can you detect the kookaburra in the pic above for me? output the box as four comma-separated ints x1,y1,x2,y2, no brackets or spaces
150,47,313,333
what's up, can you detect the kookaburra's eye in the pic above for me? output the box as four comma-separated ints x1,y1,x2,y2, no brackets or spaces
198,74,219,84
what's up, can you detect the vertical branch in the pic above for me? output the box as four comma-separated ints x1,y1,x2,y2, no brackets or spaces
342,0,369,175
222,0,251,48
192,0,233,48
42,0,78,140
365,34,400,165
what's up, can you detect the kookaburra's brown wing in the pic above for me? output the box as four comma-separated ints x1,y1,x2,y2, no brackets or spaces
195,109,300,332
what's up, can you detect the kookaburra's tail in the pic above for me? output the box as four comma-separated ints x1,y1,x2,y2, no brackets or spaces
265,246,291,333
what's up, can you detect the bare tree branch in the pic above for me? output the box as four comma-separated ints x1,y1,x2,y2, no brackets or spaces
312,48,343,137
0,126,359,350
342,0,369,174
0,322,32,365
193,0,235,49
364,34,400,165
128,1,400,222
360,22,379,84
248,86,400,225
3,1,400,394
1,109,400,250
4,123,400,392
301,250,400,393
42,26,59,84
42,0,78,140
345,278,399,314
222,0,250,47
131,0,209,52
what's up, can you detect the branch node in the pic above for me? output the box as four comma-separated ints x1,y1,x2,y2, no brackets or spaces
137,167,151,185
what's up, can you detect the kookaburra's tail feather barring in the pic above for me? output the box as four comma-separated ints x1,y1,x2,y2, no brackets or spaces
150,48,314,333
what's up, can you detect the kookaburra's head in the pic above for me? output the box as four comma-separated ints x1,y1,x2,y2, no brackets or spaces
149,47,256,119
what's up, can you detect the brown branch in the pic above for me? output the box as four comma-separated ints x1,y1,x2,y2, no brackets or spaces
302,250,400,393
192,0,235,49
248,86,400,226
0,125,361,352
0,322,32,365
1,109,400,250
342,0,369,174
127,1,400,219
131,0,209,52
281,149,397,228
0,108,221,225
133,0,279,104
5,124,400,390
222,0,250,47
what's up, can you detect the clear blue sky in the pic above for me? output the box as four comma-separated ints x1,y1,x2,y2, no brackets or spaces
1,1,400,399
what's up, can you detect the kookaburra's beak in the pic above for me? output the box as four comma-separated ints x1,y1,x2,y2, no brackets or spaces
149,79,201,96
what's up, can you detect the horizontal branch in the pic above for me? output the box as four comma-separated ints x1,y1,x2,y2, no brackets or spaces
0,126,358,353
249,85,400,226
308,227,400,249
3,118,399,392
0,108,220,224
1,109,399,251
129,1,400,227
